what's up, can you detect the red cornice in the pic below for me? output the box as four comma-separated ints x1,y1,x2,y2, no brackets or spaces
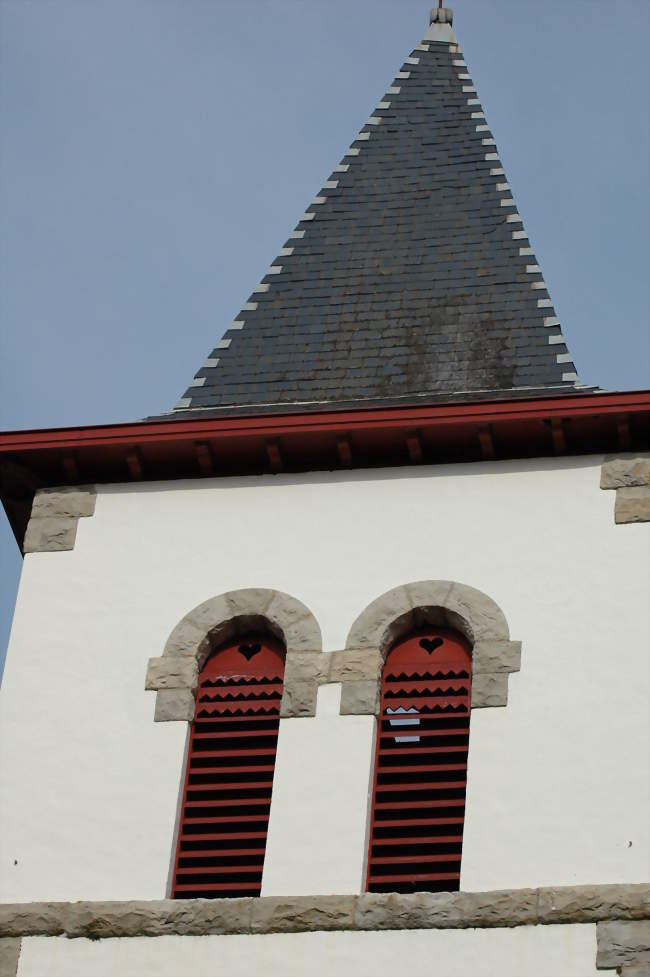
1,390,649,551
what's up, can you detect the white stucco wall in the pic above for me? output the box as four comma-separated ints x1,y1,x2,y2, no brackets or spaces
16,925,601,977
262,684,376,896
0,455,648,902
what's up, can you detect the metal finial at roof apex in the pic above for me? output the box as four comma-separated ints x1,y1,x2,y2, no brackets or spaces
430,5,453,24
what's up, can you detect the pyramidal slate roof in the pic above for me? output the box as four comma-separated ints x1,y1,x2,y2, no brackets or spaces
168,10,581,418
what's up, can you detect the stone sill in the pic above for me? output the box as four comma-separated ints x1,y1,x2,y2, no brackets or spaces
0,883,647,940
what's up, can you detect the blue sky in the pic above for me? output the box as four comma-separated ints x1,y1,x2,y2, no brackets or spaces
0,0,648,676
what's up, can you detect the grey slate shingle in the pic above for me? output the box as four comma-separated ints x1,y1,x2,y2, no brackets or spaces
169,30,580,416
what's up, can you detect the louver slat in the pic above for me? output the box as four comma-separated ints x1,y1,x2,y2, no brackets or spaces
366,628,472,895
171,635,285,899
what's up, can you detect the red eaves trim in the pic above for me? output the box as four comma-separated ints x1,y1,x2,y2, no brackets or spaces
1,389,649,552
1,389,648,452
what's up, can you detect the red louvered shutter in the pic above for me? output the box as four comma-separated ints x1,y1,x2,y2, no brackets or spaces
171,634,285,899
365,628,472,894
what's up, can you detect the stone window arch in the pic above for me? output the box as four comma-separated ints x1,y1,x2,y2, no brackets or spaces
344,580,521,712
145,588,322,722
170,630,286,899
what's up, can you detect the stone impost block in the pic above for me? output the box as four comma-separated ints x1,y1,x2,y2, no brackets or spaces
473,640,521,674
23,517,78,553
280,681,317,718
597,920,650,969
340,680,380,715
0,939,20,977
328,649,382,683
145,656,198,692
471,672,508,708
250,895,356,934
601,455,650,490
31,486,96,519
283,650,328,685
154,689,195,722
615,487,650,524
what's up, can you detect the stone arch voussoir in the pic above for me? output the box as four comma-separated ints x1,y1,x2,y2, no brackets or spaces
145,588,322,722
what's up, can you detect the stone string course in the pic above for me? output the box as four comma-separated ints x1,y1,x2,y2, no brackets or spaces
146,581,522,720
600,455,650,524
0,885,647,942
23,486,97,553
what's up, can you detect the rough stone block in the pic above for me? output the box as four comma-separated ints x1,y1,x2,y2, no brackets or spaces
163,619,211,660
538,883,650,925
354,888,539,931
63,899,253,938
266,591,322,652
280,681,317,717
145,656,198,691
0,904,67,937
23,517,78,553
31,486,96,519
283,650,328,685
250,895,356,934
340,680,380,715
0,938,21,977
346,585,412,650
620,965,650,976
597,920,650,969
447,582,510,642
615,487,650,524
185,595,231,637
154,688,195,722
601,455,650,489
473,640,521,674
328,648,382,683
471,672,508,708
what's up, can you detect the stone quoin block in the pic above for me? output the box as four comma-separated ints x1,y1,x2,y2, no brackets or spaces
23,485,97,553
615,487,650,524
596,920,650,969
23,517,78,554
0,939,21,977
600,455,650,489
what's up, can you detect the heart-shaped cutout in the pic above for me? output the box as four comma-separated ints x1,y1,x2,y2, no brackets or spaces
419,637,444,654
238,642,262,661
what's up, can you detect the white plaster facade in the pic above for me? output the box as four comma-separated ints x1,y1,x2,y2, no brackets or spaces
1,455,648,904
16,924,601,977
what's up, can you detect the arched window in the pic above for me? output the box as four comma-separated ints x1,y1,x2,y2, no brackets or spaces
171,633,285,899
365,627,472,894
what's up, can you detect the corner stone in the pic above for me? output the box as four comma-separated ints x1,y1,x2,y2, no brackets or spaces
0,939,21,977
601,456,650,490
596,920,650,969
615,487,650,524
23,517,78,553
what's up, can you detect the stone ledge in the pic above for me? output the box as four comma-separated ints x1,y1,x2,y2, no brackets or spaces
596,919,650,970
23,486,97,553
0,884,646,940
